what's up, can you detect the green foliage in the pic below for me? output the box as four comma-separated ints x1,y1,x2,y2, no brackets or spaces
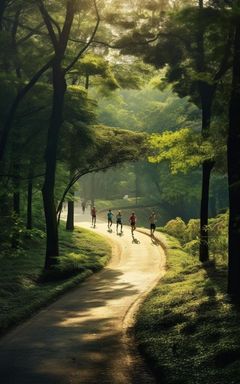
183,239,200,255
184,218,200,242
0,212,46,257
96,85,200,133
148,128,214,173
208,212,228,260
135,233,240,384
163,213,228,259
164,217,186,242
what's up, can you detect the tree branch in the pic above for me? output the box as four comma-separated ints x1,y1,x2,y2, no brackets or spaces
49,14,61,38
59,0,76,55
65,0,100,73
37,0,58,51
17,22,45,45
56,157,136,222
0,58,53,161
11,6,21,46
214,31,234,82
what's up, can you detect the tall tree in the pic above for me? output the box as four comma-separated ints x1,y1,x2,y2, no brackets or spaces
113,1,232,261
38,0,100,268
227,7,240,300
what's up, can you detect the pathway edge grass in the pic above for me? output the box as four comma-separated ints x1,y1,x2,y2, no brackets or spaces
0,225,111,336
135,233,240,384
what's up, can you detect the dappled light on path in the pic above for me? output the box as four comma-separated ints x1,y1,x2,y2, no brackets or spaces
0,213,165,384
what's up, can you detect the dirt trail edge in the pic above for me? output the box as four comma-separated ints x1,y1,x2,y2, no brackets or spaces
0,222,166,384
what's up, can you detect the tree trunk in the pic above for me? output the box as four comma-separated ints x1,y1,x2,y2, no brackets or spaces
199,159,214,262
198,83,215,262
13,163,20,215
196,0,215,262
227,23,240,300
42,60,66,269
90,173,95,206
0,60,52,162
12,172,20,248
13,191,20,215
66,168,75,231
27,178,33,230
135,164,140,205
0,0,6,30
66,193,74,231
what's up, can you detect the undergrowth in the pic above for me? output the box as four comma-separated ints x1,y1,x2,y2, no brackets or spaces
135,235,240,384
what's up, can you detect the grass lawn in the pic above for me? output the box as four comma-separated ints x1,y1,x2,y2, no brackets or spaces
135,235,240,384
0,225,111,336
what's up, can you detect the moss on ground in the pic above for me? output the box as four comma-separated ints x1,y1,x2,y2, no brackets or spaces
0,225,111,335
135,235,240,384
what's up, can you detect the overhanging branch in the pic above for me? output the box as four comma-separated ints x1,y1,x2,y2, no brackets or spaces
65,0,100,73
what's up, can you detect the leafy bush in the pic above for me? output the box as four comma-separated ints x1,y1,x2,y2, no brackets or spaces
0,213,45,256
164,217,186,243
23,228,46,241
184,239,199,256
208,212,228,260
184,218,199,243
164,213,228,260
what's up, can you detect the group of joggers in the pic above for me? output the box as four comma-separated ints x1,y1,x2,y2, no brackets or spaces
90,206,157,236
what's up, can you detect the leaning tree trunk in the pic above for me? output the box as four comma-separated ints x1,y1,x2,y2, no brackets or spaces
42,60,66,270
66,193,74,231
66,170,75,231
227,22,240,300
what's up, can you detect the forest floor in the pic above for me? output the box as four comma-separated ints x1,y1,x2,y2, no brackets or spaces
0,213,166,384
135,234,240,384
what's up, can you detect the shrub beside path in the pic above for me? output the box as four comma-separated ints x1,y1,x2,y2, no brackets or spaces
0,217,166,384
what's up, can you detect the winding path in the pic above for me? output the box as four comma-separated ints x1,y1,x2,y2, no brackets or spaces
0,217,165,384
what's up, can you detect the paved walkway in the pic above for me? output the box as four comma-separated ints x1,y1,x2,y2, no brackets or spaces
0,213,166,384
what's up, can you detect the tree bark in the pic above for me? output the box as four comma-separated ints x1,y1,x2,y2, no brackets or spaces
66,194,74,231
13,191,20,215
27,177,33,229
0,60,52,162
198,83,215,262
0,0,6,30
196,0,215,262
13,162,21,215
90,173,95,206
199,159,214,262
42,60,66,269
66,168,75,230
227,22,240,300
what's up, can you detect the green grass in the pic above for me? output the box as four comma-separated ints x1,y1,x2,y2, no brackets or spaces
135,235,240,384
0,225,111,335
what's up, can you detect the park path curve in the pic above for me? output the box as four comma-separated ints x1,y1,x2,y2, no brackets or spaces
0,219,166,384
